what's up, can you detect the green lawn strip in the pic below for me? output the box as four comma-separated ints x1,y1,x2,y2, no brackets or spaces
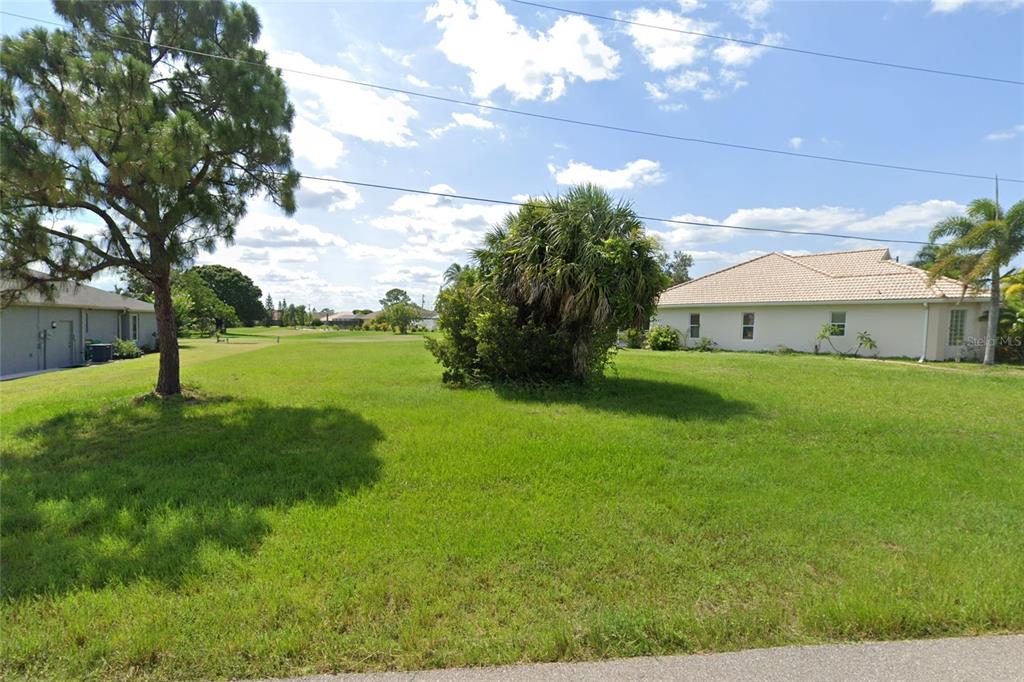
1,341,1020,680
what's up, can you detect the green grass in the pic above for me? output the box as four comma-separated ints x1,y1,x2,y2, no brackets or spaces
2,335,1022,680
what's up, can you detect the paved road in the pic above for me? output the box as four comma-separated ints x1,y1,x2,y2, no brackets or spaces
247,634,1023,682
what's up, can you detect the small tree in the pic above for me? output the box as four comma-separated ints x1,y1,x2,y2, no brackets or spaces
173,270,237,334
264,294,274,326
191,265,263,326
0,1,298,395
380,288,412,308
660,251,694,285
382,301,416,334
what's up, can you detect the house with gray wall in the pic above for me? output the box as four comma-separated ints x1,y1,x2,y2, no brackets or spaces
1,279,157,377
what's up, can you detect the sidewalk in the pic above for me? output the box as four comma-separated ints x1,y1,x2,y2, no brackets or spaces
247,634,1023,682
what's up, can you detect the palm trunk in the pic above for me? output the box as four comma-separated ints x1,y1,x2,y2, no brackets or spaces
984,266,1000,366
153,276,181,395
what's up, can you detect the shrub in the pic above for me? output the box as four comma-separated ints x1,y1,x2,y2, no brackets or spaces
113,338,142,359
426,185,667,384
620,328,645,349
646,325,680,350
693,337,717,352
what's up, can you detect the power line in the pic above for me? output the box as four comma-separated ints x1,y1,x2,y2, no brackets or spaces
511,0,1024,87
299,174,935,245
2,10,1021,185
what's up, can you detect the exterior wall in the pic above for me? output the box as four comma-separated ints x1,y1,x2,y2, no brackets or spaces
1,305,158,376
654,301,989,361
1,305,84,375
84,308,120,344
136,312,159,351
1,306,44,375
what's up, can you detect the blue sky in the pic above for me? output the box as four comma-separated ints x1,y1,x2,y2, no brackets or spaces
3,0,1023,310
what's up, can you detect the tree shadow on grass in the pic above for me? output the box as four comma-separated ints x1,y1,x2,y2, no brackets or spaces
494,377,755,421
1,396,382,599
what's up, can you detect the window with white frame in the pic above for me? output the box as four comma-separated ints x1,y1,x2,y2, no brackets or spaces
830,311,846,336
948,309,966,345
741,312,755,340
689,313,700,339
131,314,139,341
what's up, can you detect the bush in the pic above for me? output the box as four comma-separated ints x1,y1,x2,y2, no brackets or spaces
693,336,717,352
113,338,142,359
620,328,645,349
426,185,667,384
646,325,680,350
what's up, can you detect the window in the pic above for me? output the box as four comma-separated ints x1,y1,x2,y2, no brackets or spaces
131,314,139,341
741,312,755,340
85,312,89,333
948,309,965,345
830,311,846,336
689,313,700,339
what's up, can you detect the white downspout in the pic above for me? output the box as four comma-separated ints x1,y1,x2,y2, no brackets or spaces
918,302,930,363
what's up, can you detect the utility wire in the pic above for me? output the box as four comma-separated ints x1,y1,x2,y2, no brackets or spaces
300,174,935,245
2,10,1020,185
511,0,1024,87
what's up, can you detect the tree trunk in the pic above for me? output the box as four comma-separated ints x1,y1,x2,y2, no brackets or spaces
984,266,1000,366
153,276,181,395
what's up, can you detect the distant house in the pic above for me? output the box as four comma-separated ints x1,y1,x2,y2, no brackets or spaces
655,248,989,361
326,310,379,328
412,306,439,331
325,307,439,330
1,279,157,377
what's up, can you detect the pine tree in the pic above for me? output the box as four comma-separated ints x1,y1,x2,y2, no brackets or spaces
1,1,298,394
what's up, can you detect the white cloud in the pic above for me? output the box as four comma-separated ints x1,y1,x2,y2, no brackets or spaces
290,117,347,169
548,159,666,190
648,199,966,250
650,213,737,247
426,0,619,101
366,184,510,247
731,0,773,26
267,49,418,148
788,136,804,149
405,74,433,88
666,69,712,92
428,112,497,138
626,7,780,105
294,177,363,212
644,82,670,101
625,8,712,72
931,0,1023,12
379,45,414,67
231,212,347,249
985,123,1024,141
845,200,965,233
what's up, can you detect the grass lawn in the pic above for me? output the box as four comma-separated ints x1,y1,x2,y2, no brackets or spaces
2,332,1022,680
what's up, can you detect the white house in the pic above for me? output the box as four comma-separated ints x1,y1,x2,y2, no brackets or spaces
1,279,157,377
655,248,989,361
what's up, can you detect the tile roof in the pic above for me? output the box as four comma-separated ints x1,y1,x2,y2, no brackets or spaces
658,248,987,306
2,277,154,312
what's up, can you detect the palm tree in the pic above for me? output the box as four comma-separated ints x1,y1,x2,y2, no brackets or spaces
480,185,667,379
928,198,1024,365
441,262,464,288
